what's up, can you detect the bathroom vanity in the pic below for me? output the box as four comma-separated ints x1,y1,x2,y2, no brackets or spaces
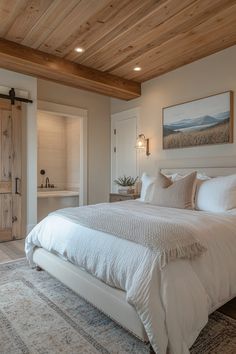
37,189,79,222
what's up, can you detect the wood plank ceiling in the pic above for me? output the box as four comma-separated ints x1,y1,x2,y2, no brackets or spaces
0,0,236,99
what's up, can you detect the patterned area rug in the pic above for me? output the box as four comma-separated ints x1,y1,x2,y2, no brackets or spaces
0,259,235,354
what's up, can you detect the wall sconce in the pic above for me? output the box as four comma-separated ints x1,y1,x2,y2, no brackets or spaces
135,134,150,156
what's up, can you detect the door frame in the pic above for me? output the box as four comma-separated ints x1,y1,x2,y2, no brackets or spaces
37,100,88,206
111,107,140,192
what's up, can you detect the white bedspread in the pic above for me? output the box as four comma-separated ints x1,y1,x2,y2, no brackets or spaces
25,202,236,354
52,201,206,268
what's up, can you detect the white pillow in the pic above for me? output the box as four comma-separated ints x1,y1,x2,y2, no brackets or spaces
197,172,211,181
195,174,236,212
163,173,179,181
167,172,210,182
140,173,156,202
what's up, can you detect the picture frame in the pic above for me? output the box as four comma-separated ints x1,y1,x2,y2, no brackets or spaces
162,91,233,150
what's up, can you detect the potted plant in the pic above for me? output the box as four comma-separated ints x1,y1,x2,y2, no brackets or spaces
114,175,138,194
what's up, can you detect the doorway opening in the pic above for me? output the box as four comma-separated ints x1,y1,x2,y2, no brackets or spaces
37,101,87,222
111,108,140,193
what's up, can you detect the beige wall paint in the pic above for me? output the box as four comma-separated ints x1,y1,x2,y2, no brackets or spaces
111,45,236,176
38,79,110,204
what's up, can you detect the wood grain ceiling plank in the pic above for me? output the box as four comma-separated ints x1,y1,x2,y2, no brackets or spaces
38,0,111,54
105,0,235,73
75,0,196,70
110,2,236,81
5,0,54,43
21,0,80,48
125,8,236,82
64,0,160,62
135,21,236,82
0,0,28,37
0,38,140,100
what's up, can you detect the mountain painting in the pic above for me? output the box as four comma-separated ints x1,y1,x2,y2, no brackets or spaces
163,91,233,149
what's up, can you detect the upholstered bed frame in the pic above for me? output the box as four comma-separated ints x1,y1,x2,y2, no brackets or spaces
33,248,148,341
33,167,236,342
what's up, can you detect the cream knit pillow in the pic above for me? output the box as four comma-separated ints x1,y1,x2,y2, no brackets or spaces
150,172,197,209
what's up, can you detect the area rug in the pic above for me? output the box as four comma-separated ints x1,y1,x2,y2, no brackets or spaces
0,259,235,354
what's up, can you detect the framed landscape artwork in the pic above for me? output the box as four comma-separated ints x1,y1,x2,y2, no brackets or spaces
162,91,233,149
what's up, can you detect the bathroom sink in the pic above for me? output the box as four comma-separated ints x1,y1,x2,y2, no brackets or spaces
37,190,79,198
37,187,59,191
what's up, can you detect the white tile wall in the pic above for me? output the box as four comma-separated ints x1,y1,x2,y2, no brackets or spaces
37,112,66,189
37,112,81,191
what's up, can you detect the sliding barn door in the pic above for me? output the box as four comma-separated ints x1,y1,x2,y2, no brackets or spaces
0,99,22,241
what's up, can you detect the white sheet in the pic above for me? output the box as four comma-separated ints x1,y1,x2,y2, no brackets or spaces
25,202,236,354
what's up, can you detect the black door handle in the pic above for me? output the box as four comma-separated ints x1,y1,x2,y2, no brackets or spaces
15,177,21,195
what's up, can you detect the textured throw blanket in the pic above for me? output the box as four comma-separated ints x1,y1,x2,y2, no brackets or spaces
52,201,206,268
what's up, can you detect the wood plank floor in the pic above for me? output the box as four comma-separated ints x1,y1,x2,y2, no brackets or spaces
0,239,235,320
0,239,25,263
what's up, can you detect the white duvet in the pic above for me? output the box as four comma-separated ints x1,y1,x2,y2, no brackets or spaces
25,202,236,354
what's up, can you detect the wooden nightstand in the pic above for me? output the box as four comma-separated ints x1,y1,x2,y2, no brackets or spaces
109,193,140,202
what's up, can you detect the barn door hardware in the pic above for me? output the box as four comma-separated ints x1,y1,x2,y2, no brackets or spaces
0,88,33,105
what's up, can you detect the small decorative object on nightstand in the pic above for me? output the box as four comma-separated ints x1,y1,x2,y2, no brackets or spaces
114,175,138,195
109,193,140,202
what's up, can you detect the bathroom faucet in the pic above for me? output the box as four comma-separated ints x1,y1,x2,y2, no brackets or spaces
45,177,50,188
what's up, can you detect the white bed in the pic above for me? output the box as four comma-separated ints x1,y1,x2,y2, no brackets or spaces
25,167,236,354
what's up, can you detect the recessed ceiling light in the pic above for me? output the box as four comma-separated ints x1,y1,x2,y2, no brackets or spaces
133,66,141,71
74,47,84,53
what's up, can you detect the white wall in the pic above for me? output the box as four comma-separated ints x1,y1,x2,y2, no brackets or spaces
111,45,236,175
38,79,110,204
0,68,37,233
66,117,80,191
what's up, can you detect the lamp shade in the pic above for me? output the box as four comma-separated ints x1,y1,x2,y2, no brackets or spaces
135,134,146,149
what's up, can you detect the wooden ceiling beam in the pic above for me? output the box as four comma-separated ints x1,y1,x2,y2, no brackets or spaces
0,38,140,100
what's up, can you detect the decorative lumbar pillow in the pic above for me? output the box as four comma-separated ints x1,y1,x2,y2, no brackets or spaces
195,174,236,212
168,172,211,207
140,173,156,202
150,171,197,209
